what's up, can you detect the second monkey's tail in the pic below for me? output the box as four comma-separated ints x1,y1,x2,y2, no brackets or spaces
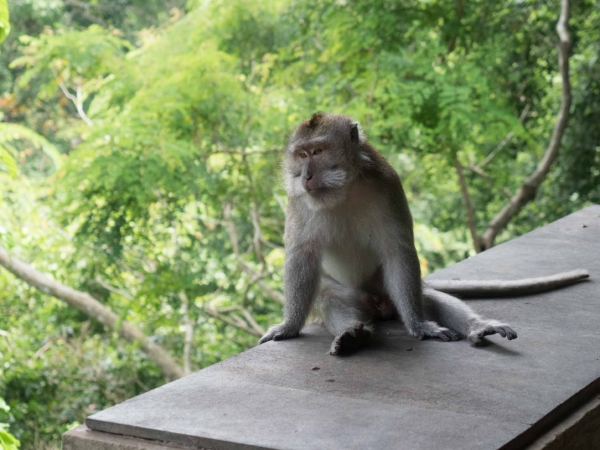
424,269,590,298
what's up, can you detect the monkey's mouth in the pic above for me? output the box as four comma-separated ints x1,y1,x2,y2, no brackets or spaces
306,187,331,197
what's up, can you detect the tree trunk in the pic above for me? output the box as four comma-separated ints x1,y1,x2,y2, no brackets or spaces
480,0,572,250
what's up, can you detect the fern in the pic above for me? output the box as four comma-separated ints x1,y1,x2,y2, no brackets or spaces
0,123,62,177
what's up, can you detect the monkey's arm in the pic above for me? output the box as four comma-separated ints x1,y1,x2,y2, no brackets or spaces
382,239,459,341
425,269,589,298
258,242,322,344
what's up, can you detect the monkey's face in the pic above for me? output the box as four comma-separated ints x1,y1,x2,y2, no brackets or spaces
294,143,347,194
284,113,362,209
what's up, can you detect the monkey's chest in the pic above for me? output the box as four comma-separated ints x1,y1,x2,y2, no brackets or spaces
322,239,380,289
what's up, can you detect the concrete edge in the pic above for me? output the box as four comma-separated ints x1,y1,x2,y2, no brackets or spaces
500,378,600,450
63,425,201,450
524,393,600,450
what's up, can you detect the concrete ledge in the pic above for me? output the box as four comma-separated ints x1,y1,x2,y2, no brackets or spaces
525,394,600,450
64,394,600,450
63,425,194,450
65,206,600,449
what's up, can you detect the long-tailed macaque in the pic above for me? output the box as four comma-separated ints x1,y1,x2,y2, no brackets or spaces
259,112,589,355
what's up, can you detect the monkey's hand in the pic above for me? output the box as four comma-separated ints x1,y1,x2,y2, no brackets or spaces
258,322,301,344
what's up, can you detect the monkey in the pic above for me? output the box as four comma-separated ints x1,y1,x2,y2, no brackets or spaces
259,112,590,355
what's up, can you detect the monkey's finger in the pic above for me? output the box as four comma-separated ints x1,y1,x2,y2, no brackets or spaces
504,327,518,340
494,327,507,338
447,331,461,341
437,332,451,342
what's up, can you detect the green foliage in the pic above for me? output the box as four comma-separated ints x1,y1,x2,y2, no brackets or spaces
0,398,19,450
0,122,61,178
0,0,9,47
1,0,599,448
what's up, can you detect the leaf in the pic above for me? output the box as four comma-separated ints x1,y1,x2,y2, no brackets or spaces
0,0,10,47
0,429,20,450
0,123,62,170
0,145,17,177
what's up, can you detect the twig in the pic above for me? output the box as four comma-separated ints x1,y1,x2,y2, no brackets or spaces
203,305,263,337
223,203,240,257
179,291,194,375
465,164,512,199
94,277,134,301
32,339,55,360
273,193,287,215
477,103,531,169
58,80,94,127
240,308,265,335
0,329,13,350
242,155,266,266
223,203,285,305
201,149,280,158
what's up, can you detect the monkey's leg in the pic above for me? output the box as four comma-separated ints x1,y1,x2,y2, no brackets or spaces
315,276,374,355
423,288,517,346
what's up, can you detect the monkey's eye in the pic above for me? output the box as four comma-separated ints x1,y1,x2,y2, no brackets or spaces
313,148,322,155
300,152,308,158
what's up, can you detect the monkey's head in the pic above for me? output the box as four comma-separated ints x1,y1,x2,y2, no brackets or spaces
284,112,367,209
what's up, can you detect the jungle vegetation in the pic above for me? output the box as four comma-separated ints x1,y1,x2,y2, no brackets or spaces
0,0,598,447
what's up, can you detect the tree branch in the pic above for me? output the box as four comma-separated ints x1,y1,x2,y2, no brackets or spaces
203,305,264,337
0,244,184,380
481,0,572,250
58,80,94,127
223,203,285,305
465,163,512,199
455,158,482,252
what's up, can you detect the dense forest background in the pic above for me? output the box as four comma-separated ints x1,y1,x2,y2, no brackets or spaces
0,0,598,448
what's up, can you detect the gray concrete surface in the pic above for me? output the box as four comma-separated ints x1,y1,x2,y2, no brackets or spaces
81,206,600,450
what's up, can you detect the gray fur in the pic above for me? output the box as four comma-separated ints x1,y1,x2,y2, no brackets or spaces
259,113,588,353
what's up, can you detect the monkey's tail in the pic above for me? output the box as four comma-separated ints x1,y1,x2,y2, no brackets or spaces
424,269,590,298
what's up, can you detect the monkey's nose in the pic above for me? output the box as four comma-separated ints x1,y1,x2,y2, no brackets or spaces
304,173,313,180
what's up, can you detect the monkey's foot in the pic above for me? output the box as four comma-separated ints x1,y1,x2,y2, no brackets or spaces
468,320,518,346
258,322,300,345
415,321,460,342
330,322,371,356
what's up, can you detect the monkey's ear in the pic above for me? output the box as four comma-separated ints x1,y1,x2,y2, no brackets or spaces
350,122,359,143
308,112,324,129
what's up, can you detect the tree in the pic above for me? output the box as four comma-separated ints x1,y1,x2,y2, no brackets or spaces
458,0,573,252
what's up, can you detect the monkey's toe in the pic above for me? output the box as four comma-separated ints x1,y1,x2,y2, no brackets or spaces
329,323,371,356
417,322,461,342
258,322,300,344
